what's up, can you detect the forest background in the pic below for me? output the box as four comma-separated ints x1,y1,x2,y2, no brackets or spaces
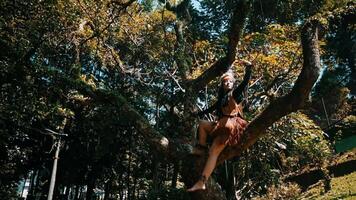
0,0,355,199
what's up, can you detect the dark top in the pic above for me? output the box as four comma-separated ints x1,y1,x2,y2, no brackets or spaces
198,65,252,118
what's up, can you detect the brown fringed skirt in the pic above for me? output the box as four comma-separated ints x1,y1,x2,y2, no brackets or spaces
210,116,248,146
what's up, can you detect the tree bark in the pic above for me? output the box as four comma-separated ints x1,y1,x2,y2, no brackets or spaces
181,154,227,200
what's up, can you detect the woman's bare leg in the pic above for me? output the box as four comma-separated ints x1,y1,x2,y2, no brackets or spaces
197,120,214,146
187,139,226,192
191,120,215,155
202,140,226,179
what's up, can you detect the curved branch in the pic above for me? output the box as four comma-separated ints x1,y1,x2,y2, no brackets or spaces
189,57,229,92
49,71,172,157
218,18,323,164
189,0,250,92
226,0,250,64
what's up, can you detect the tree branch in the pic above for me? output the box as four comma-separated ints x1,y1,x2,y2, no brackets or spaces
189,0,250,92
226,0,250,64
48,70,173,158
218,18,323,164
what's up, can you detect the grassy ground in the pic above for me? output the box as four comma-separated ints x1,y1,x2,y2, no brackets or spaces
299,171,356,200
254,150,356,200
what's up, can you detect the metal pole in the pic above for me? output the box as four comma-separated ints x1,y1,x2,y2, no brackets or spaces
47,138,61,200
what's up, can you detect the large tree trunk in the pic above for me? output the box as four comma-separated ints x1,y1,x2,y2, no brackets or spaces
181,155,227,200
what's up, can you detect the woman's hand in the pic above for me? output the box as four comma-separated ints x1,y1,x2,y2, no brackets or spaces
237,59,253,67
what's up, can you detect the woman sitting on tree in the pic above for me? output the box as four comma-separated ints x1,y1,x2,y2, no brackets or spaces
187,59,253,192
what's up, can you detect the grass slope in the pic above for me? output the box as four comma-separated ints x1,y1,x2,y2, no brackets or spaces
299,171,356,200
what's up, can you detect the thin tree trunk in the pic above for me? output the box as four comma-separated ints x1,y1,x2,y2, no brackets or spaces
152,154,160,192
64,185,70,200
86,173,96,200
132,175,137,200
31,170,40,199
27,170,36,200
127,134,132,200
118,173,124,200
73,185,79,200
104,180,109,200
225,161,236,200
171,161,179,188
20,173,28,198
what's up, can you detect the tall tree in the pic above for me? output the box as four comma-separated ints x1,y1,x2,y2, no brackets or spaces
0,0,355,199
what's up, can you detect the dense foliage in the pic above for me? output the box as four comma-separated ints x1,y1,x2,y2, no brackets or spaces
0,0,355,199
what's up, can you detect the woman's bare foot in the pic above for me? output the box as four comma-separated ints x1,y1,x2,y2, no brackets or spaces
187,180,206,192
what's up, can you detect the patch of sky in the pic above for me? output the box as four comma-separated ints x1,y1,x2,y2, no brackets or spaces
192,0,202,10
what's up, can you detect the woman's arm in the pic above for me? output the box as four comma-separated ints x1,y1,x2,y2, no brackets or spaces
232,62,253,102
